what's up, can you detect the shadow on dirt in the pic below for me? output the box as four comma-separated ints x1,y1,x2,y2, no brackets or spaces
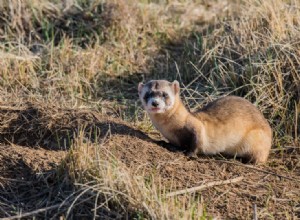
0,104,181,153
0,2,116,47
0,141,151,219
0,169,71,218
35,2,115,47
0,162,131,219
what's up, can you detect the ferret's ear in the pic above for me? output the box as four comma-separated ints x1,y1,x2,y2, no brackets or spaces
172,80,180,94
138,82,144,94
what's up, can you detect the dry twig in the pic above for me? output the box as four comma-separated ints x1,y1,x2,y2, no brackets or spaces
166,176,244,197
0,204,64,220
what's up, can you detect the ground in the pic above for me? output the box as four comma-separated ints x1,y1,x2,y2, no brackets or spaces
0,104,299,219
0,0,299,219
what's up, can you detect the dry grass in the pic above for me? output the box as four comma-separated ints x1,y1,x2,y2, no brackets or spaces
64,133,209,219
0,102,298,219
0,0,299,219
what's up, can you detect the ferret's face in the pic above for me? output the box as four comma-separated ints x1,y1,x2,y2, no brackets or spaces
138,80,180,114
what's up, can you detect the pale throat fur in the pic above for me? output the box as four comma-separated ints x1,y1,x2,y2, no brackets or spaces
141,82,200,152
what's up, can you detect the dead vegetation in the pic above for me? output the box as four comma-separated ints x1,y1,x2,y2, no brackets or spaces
0,102,299,219
0,0,299,219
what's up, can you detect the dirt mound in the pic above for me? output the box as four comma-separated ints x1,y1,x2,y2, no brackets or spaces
0,144,64,180
0,102,299,219
0,101,147,149
108,135,300,219
0,144,68,218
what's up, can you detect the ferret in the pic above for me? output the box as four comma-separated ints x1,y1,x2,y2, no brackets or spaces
138,79,272,164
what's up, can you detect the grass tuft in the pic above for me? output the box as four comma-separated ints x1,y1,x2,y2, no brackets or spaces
0,0,299,219
64,131,208,219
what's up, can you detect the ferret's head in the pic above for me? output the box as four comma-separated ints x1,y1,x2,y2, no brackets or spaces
138,80,180,114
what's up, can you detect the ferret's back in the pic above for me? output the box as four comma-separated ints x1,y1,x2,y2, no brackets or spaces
194,96,269,127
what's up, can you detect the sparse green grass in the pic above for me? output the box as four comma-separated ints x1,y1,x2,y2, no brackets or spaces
0,0,299,219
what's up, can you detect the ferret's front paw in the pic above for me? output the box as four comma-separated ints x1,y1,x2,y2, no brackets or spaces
186,151,198,159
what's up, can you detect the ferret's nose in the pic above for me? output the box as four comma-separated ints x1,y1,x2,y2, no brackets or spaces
152,100,159,107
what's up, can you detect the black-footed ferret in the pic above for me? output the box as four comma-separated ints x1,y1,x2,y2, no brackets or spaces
138,80,272,164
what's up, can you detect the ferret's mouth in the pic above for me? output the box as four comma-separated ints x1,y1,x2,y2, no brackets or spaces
150,107,161,112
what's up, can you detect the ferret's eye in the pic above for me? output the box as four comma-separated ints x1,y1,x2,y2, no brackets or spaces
144,92,151,101
162,93,168,98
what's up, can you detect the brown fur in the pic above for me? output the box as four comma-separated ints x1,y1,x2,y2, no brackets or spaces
140,80,272,164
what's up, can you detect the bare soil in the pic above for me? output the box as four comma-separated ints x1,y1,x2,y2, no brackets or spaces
0,102,299,219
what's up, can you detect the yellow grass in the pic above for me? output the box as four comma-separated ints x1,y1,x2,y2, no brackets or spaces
0,0,299,218
64,131,208,219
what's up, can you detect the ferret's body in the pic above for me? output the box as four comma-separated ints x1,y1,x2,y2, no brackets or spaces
138,80,272,164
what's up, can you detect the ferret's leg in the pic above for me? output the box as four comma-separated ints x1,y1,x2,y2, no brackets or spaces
185,139,199,158
242,129,271,164
185,119,204,158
